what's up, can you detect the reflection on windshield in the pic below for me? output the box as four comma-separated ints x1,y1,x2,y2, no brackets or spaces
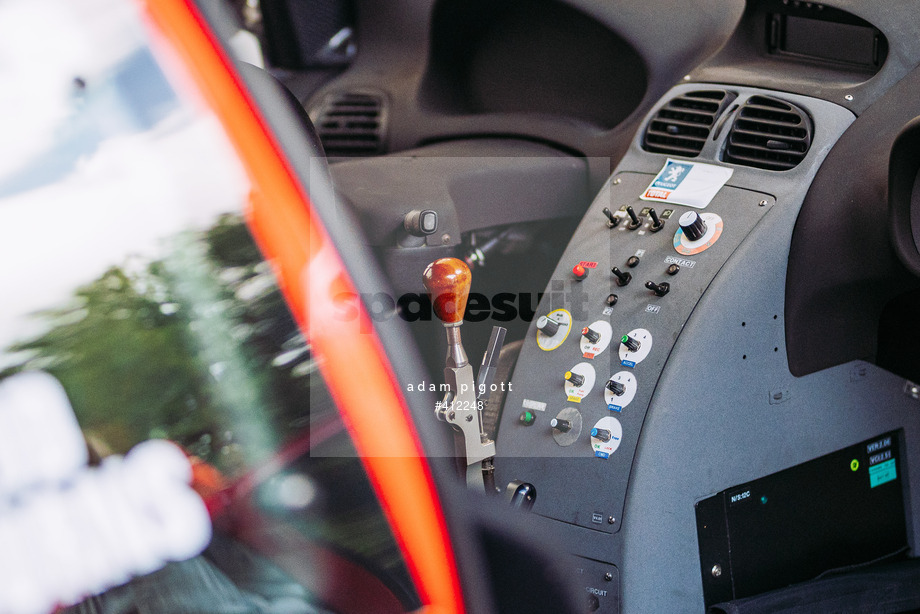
0,0,419,612
3,214,317,473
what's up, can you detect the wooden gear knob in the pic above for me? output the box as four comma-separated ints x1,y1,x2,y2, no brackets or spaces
422,257,471,325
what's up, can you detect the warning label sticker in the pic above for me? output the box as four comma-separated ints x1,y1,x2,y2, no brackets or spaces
640,158,733,209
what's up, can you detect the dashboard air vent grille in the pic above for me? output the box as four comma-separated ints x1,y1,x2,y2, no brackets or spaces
312,91,386,157
724,96,812,171
643,90,732,157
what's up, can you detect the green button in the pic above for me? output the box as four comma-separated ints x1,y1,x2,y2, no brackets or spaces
850,459,859,471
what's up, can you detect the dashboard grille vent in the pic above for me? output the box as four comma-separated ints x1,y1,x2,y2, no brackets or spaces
643,90,733,157
312,90,386,157
724,96,812,171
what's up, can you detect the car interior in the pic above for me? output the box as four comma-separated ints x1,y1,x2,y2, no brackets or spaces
219,0,920,611
7,0,920,612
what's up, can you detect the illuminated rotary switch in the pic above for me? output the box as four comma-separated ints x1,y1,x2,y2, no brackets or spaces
621,334,641,353
537,315,560,336
679,211,707,242
606,379,626,396
550,418,572,433
591,427,612,442
565,370,586,387
582,326,601,344
572,265,588,281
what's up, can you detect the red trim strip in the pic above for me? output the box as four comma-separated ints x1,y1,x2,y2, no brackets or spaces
139,2,464,612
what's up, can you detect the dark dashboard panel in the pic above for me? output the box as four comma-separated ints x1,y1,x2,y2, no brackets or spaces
694,0,920,115
786,61,920,377
421,0,646,130
286,0,743,174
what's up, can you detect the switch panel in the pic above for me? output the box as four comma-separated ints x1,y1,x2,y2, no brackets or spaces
494,171,775,532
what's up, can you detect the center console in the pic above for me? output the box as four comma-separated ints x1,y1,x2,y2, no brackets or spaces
492,84,920,612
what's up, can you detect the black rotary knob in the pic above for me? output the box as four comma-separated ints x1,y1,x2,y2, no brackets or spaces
550,418,572,433
679,211,707,242
621,334,641,352
591,428,612,442
565,370,585,387
537,315,560,336
606,379,626,396
582,326,601,344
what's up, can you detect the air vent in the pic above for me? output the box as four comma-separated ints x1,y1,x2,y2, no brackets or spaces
643,90,734,157
312,90,386,157
723,96,812,171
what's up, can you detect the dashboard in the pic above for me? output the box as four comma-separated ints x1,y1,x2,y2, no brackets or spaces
259,0,920,611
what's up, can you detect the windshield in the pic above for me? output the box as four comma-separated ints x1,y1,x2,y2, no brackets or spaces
0,1,418,612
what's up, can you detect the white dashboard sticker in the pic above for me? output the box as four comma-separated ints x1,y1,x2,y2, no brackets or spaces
640,158,733,209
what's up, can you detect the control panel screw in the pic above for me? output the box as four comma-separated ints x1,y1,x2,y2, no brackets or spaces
845,94,854,101
604,572,613,581
758,200,768,207
711,564,722,578
612,178,621,185
607,516,615,524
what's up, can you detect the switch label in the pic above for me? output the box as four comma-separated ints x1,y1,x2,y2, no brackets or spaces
869,459,897,488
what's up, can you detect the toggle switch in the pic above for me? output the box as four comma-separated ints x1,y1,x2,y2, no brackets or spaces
602,207,620,228
537,315,560,336
625,205,642,230
582,326,601,344
649,208,665,232
611,267,632,287
565,371,585,387
645,280,670,296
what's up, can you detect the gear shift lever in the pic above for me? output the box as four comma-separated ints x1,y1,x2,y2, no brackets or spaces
423,257,496,489
424,257,472,368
